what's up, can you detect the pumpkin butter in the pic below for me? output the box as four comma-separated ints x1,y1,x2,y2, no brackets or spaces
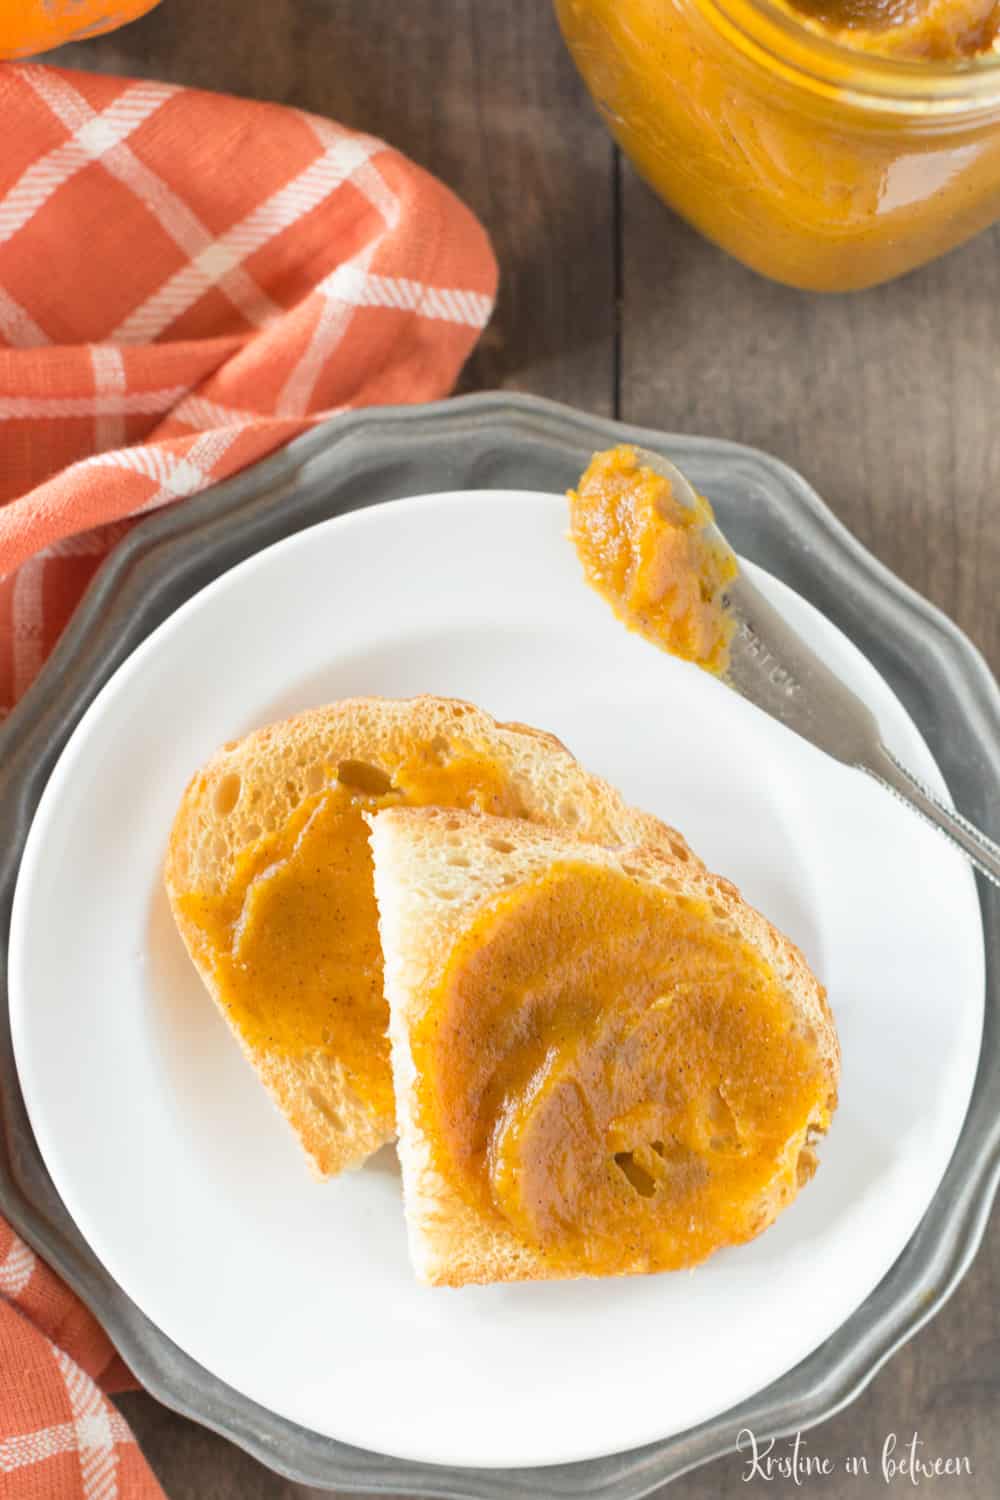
412,861,834,1274
555,0,1000,292
570,445,737,674
177,750,525,1120
784,0,1000,58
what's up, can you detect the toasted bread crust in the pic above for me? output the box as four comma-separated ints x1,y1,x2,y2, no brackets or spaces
371,805,840,1286
165,696,696,1178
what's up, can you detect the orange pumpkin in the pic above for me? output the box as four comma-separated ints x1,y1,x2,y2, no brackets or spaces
0,0,164,59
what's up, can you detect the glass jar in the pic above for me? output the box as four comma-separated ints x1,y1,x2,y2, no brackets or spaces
554,0,1000,290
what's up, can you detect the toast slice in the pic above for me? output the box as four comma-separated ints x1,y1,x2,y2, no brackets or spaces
165,696,694,1178
370,806,839,1286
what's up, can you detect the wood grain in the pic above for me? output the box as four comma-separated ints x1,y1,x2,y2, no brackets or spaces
46,1,1000,1495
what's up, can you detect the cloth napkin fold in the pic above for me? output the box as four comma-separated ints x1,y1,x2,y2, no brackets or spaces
0,60,497,1497
0,61,497,715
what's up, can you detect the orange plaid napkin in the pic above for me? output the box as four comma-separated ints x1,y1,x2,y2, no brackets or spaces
0,61,497,715
0,60,497,1497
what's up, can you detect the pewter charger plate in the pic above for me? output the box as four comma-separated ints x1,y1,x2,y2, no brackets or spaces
1,394,997,1496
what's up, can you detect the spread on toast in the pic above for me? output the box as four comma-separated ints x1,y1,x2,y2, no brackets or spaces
412,861,832,1274
175,749,521,1123
166,696,688,1177
373,808,839,1285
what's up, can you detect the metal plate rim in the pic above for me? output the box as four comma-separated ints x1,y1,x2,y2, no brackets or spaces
1,391,996,1499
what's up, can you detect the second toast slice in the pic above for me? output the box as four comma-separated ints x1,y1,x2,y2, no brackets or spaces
371,806,839,1286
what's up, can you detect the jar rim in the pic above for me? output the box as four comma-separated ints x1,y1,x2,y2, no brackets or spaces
701,0,1000,110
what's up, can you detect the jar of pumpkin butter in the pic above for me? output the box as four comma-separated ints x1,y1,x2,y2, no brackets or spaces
554,0,1000,289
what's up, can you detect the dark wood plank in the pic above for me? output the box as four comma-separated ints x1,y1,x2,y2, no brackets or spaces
114,1392,303,1499
620,163,999,1500
52,0,617,413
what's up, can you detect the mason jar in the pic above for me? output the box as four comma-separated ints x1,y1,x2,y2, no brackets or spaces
554,0,1000,290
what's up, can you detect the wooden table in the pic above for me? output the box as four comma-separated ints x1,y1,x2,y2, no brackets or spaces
55,2,999,1495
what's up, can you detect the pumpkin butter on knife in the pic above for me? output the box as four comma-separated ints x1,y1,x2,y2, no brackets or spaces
569,443,738,673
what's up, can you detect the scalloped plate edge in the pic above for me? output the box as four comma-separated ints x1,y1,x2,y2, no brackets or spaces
0,393,996,1498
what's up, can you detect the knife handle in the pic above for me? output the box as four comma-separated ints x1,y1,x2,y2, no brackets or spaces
860,742,1000,890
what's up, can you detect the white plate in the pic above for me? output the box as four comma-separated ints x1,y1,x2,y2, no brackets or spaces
9,491,984,1469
